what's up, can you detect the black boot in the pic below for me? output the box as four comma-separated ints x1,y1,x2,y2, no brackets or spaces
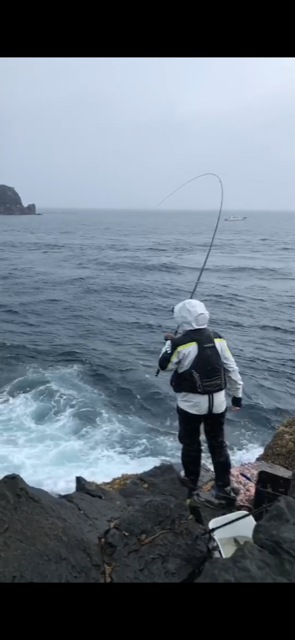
215,485,240,504
178,470,198,496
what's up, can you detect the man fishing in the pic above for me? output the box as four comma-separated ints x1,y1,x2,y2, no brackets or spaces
158,298,243,502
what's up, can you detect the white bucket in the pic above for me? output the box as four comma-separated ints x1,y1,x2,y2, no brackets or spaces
208,511,255,558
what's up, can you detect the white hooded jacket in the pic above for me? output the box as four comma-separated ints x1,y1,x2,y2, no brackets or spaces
158,299,243,415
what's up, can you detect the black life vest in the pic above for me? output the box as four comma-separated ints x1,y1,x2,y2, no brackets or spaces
170,328,226,395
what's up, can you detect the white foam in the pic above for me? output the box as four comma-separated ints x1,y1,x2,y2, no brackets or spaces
0,365,264,495
0,366,174,494
230,443,264,466
201,439,264,472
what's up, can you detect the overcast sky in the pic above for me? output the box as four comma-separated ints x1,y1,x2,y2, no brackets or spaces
1,57,294,210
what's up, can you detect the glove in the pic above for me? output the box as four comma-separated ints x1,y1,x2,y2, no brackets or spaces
232,396,242,409
164,333,175,341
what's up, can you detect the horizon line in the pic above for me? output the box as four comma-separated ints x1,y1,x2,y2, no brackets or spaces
37,207,295,213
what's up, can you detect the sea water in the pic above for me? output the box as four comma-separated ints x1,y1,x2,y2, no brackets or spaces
0,209,294,493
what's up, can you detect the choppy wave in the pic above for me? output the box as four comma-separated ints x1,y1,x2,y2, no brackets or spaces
0,364,267,494
0,209,294,493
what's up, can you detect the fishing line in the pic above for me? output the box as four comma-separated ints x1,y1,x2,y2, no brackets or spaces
156,172,224,376
158,172,224,300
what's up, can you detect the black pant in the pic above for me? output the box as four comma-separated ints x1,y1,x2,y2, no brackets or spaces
177,406,231,488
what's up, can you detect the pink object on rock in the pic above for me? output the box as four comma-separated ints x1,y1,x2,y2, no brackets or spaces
230,462,260,510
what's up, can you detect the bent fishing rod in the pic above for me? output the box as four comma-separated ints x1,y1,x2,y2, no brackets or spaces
155,172,224,376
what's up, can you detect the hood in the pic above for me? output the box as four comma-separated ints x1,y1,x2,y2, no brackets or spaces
174,299,210,331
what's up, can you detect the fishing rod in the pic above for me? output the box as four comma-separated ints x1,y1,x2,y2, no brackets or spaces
155,172,224,376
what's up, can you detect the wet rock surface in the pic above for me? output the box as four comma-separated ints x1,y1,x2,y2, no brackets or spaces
0,474,104,582
1,462,295,582
99,464,220,582
101,495,209,583
0,185,36,215
0,465,214,582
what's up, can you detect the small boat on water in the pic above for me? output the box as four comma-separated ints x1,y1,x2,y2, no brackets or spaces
224,215,247,221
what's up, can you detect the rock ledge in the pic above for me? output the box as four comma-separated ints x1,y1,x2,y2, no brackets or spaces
0,462,295,582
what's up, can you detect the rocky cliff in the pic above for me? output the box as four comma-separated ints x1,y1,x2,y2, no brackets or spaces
0,185,36,215
0,458,294,583
0,416,294,582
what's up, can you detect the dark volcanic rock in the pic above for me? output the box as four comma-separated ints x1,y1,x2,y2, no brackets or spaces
75,465,214,582
62,487,127,537
198,542,289,582
257,416,295,471
101,495,209,583
98,462,214,506
0,474,104,582
0,465,211,583
0,184,36,215
118,464,190,505
85,463,230,582
289,472,295,499
2,462,295,582
197,496,295,583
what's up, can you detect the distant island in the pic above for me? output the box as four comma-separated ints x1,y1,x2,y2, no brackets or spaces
0,184,37,215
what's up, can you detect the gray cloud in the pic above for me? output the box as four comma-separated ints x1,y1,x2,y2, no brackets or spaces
1,57,294,210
